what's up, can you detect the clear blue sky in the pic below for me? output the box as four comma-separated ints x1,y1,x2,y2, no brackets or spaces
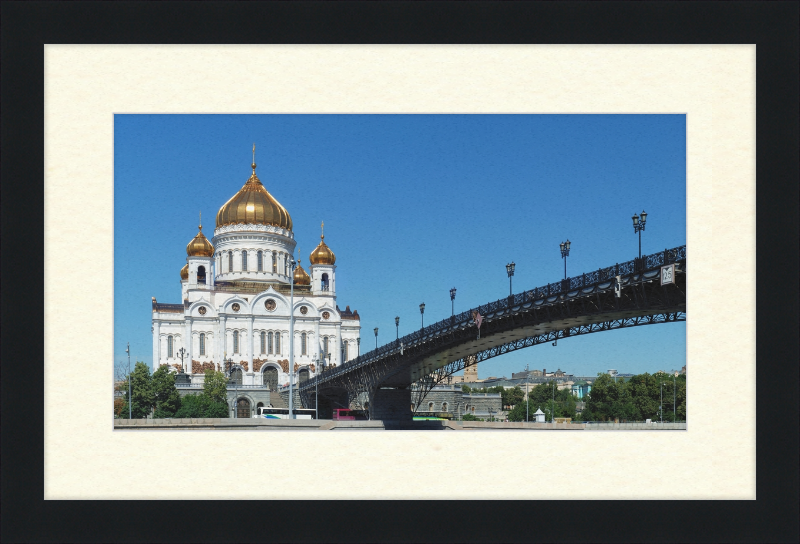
114,114,686,378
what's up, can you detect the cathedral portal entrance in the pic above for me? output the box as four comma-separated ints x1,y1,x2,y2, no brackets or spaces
263,367,278,391
236,398,251,418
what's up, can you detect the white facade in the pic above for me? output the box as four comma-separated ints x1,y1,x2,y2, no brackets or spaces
152,161,360,388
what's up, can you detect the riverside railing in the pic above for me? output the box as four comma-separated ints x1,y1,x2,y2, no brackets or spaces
303,245,685,389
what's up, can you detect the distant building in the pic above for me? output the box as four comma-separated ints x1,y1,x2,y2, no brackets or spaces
571,380,592,399
463,362,478,382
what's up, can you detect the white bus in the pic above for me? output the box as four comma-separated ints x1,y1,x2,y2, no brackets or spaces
253,407,315,419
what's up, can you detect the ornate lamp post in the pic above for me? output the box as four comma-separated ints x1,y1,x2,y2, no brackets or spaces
419,303,425,329
223,354,234,417
505,262,515,296
525,364,529,423
395,316,399,340
312,353,318,419
449,287,456,316
559,240,571,279
673,374,676,422
125,342,131,419
374,327,378,350
288,256,297,419
356,337,360,357
177,347,187,373
632,210,648,259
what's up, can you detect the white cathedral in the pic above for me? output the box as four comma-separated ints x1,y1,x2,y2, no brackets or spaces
151,151,361,390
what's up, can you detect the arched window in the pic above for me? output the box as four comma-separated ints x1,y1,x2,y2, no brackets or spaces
275,333,280,355
167,335,173,358
228,252,233,273
442,402,448,412
428,402,434,412
272,253,277,273
268,332,274,354
197,265,206,283
323,336,329,356
242,251,248,271
200,333,206,356
343,342,348,362
411,403,415,411
233,330,239,354
260,331,265,354
301,332,307,356
321,273,329,291
257,251,263,271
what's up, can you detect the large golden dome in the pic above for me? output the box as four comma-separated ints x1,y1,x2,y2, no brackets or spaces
293,261,311,285
180,263,189,280
309,223,336,265
186,225,214,257
215,161,292,231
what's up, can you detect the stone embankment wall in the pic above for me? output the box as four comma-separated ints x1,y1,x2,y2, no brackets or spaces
114,419,686,430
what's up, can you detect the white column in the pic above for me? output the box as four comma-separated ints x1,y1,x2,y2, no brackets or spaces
248,316,254,380
186,318,193,372
219,315,227,372
315,317,321,373
153,321,160,372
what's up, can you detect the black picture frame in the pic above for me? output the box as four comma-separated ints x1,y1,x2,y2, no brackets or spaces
2,2,797,543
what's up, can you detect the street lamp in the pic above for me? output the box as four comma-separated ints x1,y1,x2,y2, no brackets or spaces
313,353,319,419
356,337,360,357
632,210,648,259
177,347,187,373
288,256,297,419
449,288,457,316
419,303,425,329
505,262,515,296
673,374,676,422
125,342,131,419
525,364,529,423
395,316,399,340
559,239,571,279
223,354,234,417
374,327,378,350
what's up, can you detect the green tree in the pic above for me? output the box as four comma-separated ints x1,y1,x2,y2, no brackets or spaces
461,385,471,393
123,361,154,418
152,365,182,418
506,400,538,422
173,393,229,418
203,369,228,404
502,386,525,408
461,413,480,421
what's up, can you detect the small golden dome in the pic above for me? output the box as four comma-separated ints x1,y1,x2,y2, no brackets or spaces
309,222,336,265
293,260,310,285
180,263,189,280
186,225,214,257
215,160,292,230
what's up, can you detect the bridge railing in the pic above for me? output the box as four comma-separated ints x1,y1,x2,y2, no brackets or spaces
305,245,686,388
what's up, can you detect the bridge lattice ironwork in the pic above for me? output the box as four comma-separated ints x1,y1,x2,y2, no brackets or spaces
299,245,686,412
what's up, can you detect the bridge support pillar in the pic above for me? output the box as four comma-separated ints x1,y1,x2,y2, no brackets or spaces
369,388,412,421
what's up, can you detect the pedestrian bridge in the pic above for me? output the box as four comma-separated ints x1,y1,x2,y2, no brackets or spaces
299,246,686,420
